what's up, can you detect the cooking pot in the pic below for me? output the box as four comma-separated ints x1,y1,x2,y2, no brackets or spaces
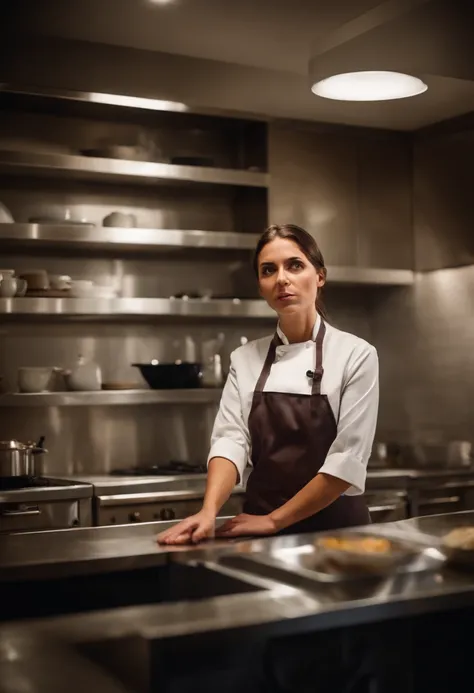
0,437,47,477
132,362,202,389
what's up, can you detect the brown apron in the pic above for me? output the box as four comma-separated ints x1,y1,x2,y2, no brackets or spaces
244,319,370,534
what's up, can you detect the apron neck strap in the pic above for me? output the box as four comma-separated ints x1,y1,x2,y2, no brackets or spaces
254,320,327,395
254,335,279,393
312,319,326,395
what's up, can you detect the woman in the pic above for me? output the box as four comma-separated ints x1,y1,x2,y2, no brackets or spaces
157,224,379,545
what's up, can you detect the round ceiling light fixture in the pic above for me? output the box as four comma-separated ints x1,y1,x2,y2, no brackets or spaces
311,71,428,101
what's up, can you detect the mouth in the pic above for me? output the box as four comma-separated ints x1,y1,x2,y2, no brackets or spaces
276,292,295,301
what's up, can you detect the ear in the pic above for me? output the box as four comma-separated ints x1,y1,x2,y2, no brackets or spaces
317,272,326,288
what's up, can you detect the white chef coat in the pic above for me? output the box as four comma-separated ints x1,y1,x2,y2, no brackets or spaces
207,315,379,495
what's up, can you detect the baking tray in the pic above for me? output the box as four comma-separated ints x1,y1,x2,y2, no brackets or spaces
220,542,445,588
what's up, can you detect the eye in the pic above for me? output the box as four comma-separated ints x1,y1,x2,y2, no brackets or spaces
288,259,304,271
260,265,274,277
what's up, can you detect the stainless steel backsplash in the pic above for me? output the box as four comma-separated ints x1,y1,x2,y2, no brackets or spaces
371,265,474,446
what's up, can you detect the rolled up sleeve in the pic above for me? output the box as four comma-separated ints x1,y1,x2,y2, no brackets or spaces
319,345,379,495
207,354,250,484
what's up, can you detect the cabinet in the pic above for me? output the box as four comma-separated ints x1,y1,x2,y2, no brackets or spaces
357,133,413,270
268,122,414,271
268,123,358,267
414,128,474,270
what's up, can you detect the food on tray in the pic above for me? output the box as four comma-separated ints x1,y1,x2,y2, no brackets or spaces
442,527,474,551
317,535,393,554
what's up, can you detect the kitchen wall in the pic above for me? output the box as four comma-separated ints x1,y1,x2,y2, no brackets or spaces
2,35,473,470
0,286,372,474
370,265,474,445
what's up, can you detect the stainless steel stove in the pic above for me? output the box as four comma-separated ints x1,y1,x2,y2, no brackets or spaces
76,462,244,526
109,461,208,476
0,476,93,533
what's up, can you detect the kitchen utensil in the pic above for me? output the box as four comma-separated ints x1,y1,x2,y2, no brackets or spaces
18,270,49,291
132,362,202,389
102,212,137,228
64,355,102,391
81,146,152,161
18,367,59,393
15,278,27,297
447,440,472,468
314,532,420,575
29,216,94,227
0,276,18,298
0,437,47,477
28,208,94,226
49,274,72,291
0,202,14,223
441,527,474,569
201,354,223,388
0,269,15,279
69,280,95,298
91,285,118,299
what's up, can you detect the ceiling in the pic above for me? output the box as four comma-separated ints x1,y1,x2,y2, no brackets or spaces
5,0,474,130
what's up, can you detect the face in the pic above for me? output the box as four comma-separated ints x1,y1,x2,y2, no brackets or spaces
257,237,325,316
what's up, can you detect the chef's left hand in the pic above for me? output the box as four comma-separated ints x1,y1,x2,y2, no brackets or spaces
215,513,278,537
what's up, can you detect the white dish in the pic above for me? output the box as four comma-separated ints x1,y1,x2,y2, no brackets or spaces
18,367,58,393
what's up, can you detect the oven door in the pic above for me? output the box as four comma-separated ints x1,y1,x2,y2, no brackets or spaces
0,498,92,533
95,491,245,526
366,492,408,523
410,480,474,517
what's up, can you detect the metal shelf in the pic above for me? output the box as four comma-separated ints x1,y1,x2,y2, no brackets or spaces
0,150,269,188
0,224,414,285
0,224,259,251
0,83,268,122
0,297,275,318
0,389,223,407
328,266,414,286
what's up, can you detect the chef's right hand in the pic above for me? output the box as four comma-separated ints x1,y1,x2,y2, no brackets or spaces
156,509,215,545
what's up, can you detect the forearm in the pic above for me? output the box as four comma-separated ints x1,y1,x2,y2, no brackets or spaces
202,457,238,515
269,473,350,531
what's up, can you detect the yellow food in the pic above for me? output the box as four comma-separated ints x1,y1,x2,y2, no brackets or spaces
443,527,474,551
318,536,392,554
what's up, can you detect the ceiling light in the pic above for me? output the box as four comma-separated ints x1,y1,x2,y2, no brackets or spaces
88,92,188,112
311,71,428,101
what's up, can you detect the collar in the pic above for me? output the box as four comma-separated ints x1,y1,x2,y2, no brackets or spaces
276,314,321,346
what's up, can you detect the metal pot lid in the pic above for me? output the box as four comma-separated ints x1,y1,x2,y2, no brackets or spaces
0,440,28,451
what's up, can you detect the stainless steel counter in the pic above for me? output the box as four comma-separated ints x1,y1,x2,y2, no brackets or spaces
1,510,474,693
65,473,209,496
67,466,474,496
0,479,93,504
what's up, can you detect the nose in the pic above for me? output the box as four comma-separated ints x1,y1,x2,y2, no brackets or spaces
276,267,289,285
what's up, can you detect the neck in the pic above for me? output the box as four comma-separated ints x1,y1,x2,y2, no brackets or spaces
279,309,318,344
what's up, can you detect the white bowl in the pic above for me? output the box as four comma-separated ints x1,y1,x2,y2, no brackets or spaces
69,280,95,298
18,367,56,393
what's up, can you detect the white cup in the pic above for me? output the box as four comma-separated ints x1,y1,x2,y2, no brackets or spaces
69,280,95,298
49,274,72,291
0,277,18,298
15,278,28,297
102,212,137,228
18,367,58,393
0,269,15,280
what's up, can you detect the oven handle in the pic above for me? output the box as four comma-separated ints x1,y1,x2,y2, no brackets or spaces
97,490,208,506
418,495,461,507
0,506,41,517
368,504,400,513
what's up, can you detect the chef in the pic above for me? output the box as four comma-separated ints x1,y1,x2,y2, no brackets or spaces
157,223,379,545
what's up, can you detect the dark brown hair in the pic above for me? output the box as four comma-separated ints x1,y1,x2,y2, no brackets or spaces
253,224,329,321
